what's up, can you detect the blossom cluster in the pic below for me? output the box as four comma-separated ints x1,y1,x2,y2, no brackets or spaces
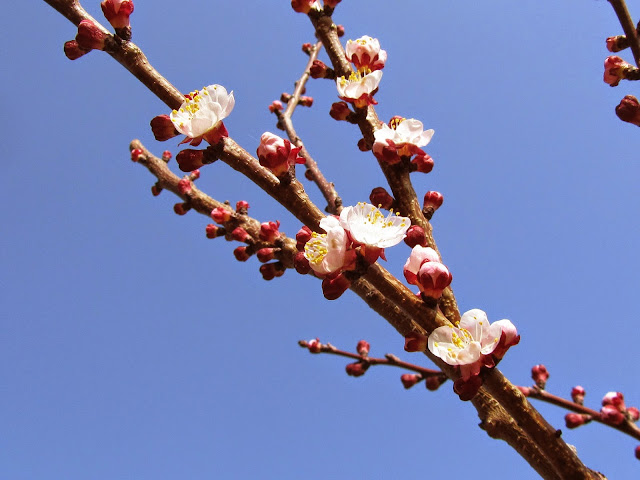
295,202,410,299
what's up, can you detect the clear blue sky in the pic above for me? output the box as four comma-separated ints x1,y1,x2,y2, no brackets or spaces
2,1,639,478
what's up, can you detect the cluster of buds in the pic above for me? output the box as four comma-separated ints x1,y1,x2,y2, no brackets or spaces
416,309,519,400
256,132,306,179
295,202,411,299
149,85,235,172
600,391,640,426
373,116,435,172
64,1,134,61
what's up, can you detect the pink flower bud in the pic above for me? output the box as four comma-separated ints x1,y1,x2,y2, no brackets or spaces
601,404,626,425
571,386,586,405
205,224,221,239
531,364,549,389
296,226,313,252
322,274,351,300
602,391,626,411
231,227,251,243
356,340,370,356
606,35,628,53
403,225,427,248
268,100,283,113
259,221,281,243
411,153,434,174
299,96,314,107
257,132,305,177
211,206,232,224
307,338,322,353
453,375,483,401
310,60,329,79
173,202,190,215
423,191,444,211
162,150,172,161
291,0,319,13
257,248,276,263
627,407,640,422
76,20,107,51
301,43,313,54
615,95,640,127
294,251,311,274
63,40,89,60
130,148,143,162
177,177,192,195
176,149,205,172
259,262,285,280
345,362,368,377
330,101,353,121
235,200,250,214
151,184,162,196
233,246,250,262
491,321,520,360
101,0,134,29
401,373,421,389
604,55,630,87
369,187,394,210
404,332,428,352
416,261,452,299
565,413,591,429
425,374,446,391
150,114,179,141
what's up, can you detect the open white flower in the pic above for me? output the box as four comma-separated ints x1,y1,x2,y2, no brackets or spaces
303,216,348,275
428,309,504,366
340,202,410,248
336,70,382,108
374,118,434,151
170,84,235,140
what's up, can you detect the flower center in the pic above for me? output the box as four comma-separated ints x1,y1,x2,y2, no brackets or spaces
304,233,328,265
173,87,214,121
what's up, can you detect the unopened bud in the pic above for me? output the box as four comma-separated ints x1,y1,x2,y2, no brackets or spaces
280,92,292,103
177,177,192,195
63,40,89,60
531,364,549,389
601,404,626,425
356,340,370,356
606,35,628,53
425,374,446,391
259,262,285,280
291,0,319,14
101,0,134,30
565,413,592,429
231,227,251,243
411,153,434,174
162,150,172,161
571,386,586,405
357,138,370,152
259,221,281,243
602,391,626,411
236,200,250,214
404,225,427,248
233,246,250,262
130,148,143,162
150,114,179,141
627,407,640,422
401,373,421,389
404,332,428,352
294,252,311,274
151,184,162,196
211,206,232,224
299,96,313,107
173,202,190,215
345,362,368,377
189,169,200,180
330,101,353,121
615,95,640,126
423,191,444,220
76,20,107,51
306,338,322,353
310,60,329,79
176,149,205,172
301,42,313,54
336,25,345,37
635,445,640,460
322,274,351,300
369,187,394,210
296,226,313,251
269,100,284,113
257,248,276,263
205,224,221,239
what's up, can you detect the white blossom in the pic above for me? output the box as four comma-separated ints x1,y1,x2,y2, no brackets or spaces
340,202,409,248
170,84,235,139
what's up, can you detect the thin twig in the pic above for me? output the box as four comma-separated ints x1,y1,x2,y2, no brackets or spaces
608,0,640,66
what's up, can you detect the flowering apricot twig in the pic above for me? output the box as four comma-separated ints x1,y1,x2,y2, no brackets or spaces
520,365,640,448
273,41,343,215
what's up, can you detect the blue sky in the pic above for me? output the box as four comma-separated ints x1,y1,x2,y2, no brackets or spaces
2,1,639,478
